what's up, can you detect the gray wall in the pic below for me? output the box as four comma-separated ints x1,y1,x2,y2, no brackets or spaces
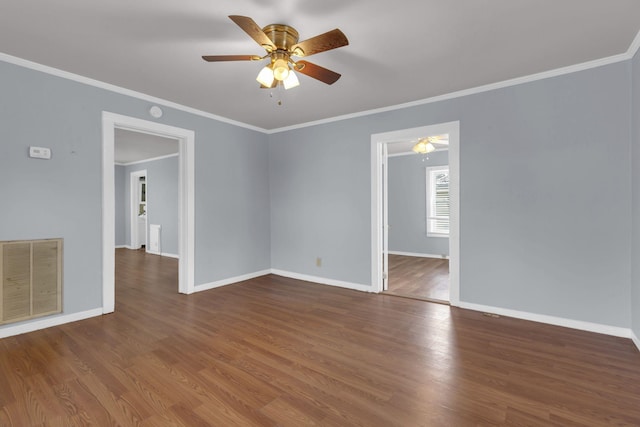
114,164,127,247
0,59,271,330
1,49,637,334
268,125,371,285
632,48,640,340
118,156,179,256
388,151,449,256
269,61,632,328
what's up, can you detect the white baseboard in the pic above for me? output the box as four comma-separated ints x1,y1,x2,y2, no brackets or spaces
161,252,179,259
388,251,449,259
270,269,374,293
115,245,134,249
632,330,640,352
0,308,103,339
458,301,633,339
145,250,178,258
195,269,272,293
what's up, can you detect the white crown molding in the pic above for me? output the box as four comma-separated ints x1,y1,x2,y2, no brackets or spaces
3,27,639,135
458,301,633,339
115,152,179,167
0,52,266,133
0,308,103,339
269,51,633,134
628,28,640,59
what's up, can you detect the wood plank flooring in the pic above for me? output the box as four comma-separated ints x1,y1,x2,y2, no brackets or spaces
1,248,639,426
386,255,450,302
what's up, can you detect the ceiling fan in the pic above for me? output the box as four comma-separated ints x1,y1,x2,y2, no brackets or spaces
412,135,449,154
202,15,349,90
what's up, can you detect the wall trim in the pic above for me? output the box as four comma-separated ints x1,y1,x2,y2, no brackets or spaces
160,252,179,259
459,301,633,339
0,52,265,133
145,250,179,259
102,112,195,309
195,269,272,293
270,269,374,293
3,28,639,136
632,331,640,352
269,51,633,134
629,28,640,59
0,308,103,339
115,245,134,249
372,122,460,304
388,251,449,259
115,152,179,167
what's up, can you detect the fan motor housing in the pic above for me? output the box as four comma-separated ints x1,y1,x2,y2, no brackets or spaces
262,24,299,50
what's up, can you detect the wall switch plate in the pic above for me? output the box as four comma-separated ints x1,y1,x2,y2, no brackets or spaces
29,146,52,160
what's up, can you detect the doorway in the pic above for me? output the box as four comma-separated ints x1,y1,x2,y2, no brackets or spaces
102,112,195,314
371,122,460,306
385,143,450,302
130,170,147,250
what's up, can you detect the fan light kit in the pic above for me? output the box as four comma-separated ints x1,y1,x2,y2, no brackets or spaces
202,16,349,90
412,136,448,154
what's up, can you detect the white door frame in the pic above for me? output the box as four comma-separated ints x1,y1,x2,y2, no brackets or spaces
370,121,460,305
130,169,147,249
102,111,195,314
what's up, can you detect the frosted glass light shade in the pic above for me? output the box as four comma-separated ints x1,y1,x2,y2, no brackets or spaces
256,66,275,87
283,71,300,89
273,59,290,81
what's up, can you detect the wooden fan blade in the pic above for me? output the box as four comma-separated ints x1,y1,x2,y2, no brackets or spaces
202,55,260,62
291,29,348,57
229,15,275,51
295,60,341,85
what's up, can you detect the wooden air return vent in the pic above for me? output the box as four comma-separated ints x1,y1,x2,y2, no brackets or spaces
1,239,62,325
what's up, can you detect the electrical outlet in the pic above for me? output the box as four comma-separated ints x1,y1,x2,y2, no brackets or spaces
316,257,322,267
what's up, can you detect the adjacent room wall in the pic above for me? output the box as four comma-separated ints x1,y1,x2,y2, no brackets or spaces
114,164,127,247
269,61,632,328
632,47,640,343
119,156,179,256
0,59,270,332
388,151,449,257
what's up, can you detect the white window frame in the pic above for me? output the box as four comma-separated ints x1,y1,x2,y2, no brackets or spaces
426,166,450,237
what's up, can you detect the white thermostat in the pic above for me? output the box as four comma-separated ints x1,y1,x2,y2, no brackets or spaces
29,146,52,160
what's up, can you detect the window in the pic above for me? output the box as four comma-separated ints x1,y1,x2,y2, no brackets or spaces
426,166,449,237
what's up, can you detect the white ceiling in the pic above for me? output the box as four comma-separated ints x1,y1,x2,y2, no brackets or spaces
1,1,639,131
114,129,178,164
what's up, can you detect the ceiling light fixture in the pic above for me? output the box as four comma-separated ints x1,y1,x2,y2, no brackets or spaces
255,52,300,90
256,65,275,87
412,138,436,154
203,16,349,91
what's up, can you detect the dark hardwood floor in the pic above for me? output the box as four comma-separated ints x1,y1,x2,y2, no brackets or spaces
1,248,639,426
386,254,450,302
